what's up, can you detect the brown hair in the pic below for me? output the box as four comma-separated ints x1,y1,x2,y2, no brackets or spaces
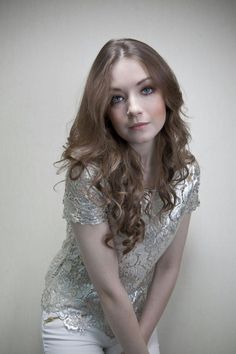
55,38,194,254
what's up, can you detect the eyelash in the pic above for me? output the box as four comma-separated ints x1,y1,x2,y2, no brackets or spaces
110,86,155,105
142,87,154,95
110,96,123,105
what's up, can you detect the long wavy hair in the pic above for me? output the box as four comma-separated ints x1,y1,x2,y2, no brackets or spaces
55,38,194,254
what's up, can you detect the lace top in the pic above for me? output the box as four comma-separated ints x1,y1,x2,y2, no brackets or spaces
41,159,200,338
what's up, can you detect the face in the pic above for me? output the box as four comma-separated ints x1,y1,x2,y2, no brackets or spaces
107,57,166,151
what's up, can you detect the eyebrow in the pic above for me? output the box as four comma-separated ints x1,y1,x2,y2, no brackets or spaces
110,77,152,91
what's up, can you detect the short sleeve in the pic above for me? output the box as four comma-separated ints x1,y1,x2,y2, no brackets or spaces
62,165,108,225
184,159,200,214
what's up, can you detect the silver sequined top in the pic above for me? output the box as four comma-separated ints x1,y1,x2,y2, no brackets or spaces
41,159,200,338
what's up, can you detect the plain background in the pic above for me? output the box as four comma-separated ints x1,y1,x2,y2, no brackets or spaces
0,0,235,353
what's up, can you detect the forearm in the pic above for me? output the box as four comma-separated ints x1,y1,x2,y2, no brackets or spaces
139,214,192,343
139,265,180,343
99,288,150,354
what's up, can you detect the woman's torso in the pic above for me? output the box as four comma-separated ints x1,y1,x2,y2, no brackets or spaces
41,160,200,337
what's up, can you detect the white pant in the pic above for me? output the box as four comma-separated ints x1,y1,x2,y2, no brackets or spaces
41,314,160,354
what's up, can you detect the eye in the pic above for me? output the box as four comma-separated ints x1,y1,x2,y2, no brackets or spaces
142,87,154,95
110,95,124,105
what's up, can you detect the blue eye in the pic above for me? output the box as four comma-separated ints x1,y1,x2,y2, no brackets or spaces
111,95,123,105
142,87,153,95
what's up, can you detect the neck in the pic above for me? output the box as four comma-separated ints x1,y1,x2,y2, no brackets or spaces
130,141,156,188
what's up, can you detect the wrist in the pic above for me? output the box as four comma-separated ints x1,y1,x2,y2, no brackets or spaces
139,323,150,344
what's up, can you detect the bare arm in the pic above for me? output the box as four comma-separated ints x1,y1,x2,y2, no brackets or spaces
139,213,192,343
71,221,150,354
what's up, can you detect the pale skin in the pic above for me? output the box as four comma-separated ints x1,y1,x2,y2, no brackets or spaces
108,57,166,186
72,58,192,354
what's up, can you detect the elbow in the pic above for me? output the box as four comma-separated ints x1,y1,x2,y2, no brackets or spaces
156,260,181,275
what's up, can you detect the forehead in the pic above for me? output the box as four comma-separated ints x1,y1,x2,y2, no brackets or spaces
109,58,150,88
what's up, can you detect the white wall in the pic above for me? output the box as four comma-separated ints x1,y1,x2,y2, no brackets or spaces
0,0,235,353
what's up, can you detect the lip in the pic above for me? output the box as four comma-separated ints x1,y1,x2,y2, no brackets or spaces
129,122,150,130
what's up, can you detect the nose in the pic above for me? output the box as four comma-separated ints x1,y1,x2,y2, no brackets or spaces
126,95,142,118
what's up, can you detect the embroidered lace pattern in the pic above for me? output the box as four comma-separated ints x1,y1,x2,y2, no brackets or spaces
41,159,200,338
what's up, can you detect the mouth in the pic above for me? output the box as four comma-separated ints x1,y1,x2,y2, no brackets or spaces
129,122,150,130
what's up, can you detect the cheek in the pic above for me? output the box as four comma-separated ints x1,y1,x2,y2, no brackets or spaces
155,97,166,115
109,113,120,126
110,119,119,132
108,114,124,136
156,106,166,120
108,107,125,127
145,95,166,117
151,100,166,128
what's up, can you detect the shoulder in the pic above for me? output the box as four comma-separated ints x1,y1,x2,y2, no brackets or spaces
186,157,200,186
66,163,99,186
64,163,105,203
178,156,201,213
173,156,200,190
187,157,200,175
63,163,107,224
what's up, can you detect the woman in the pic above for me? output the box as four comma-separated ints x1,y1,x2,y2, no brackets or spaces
41,38,200,354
